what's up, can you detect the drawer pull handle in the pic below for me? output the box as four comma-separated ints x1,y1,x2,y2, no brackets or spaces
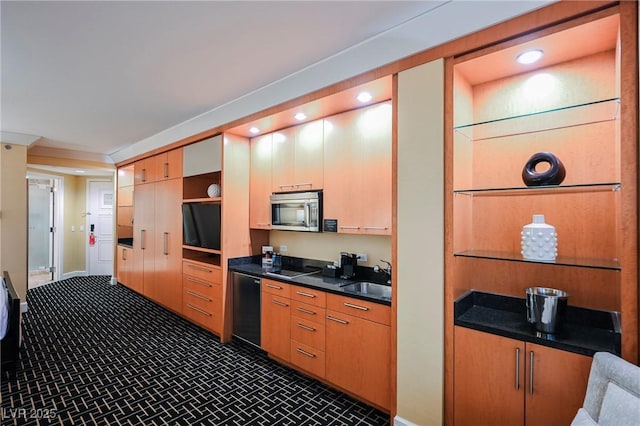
344,302,369,311
186,277,213,287
187,290,211,302
295,307,316,315
296,348,317,358
272,300,289,307
296,323,316,332
187,304,212,316
265,283,283,290
326,315,349,325
296,291,316,298
187,264,213,273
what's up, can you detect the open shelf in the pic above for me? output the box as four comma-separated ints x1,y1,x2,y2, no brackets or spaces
454,98,619,141
183,171,221,201
183,247,221,266
183,197,221,203
454,249,620,271
454,182,620,196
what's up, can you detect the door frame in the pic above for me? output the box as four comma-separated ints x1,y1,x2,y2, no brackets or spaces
26,171,64,288
85,178,116,282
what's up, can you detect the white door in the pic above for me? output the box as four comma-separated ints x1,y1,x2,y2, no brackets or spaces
87,180,114,276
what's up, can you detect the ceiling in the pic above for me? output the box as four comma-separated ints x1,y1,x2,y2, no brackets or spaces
1,1,555,169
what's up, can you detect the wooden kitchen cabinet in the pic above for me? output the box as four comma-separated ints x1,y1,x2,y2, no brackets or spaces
182,260,222,334
271,120,323,193
116,245,137,292
132,181,154,293
134,148,182,185
325,293,391,410
290,286,327,378
249,134,272,229
454,326,591,426
261,279,291,362
323,102,392,235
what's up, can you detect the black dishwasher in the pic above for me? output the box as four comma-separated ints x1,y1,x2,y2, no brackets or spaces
232,272,261,347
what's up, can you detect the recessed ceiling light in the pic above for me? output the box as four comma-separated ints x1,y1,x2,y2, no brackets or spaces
294,112,306,121
75,170,85,173
357,92,372,103
516,49,543,65
249,126,260,134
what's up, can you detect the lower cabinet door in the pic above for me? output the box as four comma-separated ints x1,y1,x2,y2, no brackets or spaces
261,293,291,362
525,342,591,426
325,310,391,410
454,326,525,426
290,340,325,378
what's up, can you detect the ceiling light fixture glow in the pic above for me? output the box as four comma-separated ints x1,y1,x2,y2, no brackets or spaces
357,92,372,103
294,112,306,121
516,49,543,65
249,126,260,134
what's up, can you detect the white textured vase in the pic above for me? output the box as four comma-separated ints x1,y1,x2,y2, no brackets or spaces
521,214,558,261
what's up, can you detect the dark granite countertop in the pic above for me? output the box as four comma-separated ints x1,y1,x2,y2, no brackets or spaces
229,256,391,306
455,291,621,357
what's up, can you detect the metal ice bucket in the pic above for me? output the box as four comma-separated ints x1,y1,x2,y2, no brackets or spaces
526,287,568,333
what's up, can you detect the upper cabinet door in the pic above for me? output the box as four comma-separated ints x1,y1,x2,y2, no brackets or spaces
183,135,222,177
154,148,183,180
249,134,273,229
271,127,296,192
323,102,392,235
134,157,157,185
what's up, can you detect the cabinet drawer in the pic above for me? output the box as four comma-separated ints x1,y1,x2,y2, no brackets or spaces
262,278,291,297
327,294,391,325
291,316,325,350
182,260,221,284
183,295,221,333
291,285,326,307
291,300,325,323
290,341,325,379
183,274,222,299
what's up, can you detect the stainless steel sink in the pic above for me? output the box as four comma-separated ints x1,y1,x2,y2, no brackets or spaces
340,282,392,300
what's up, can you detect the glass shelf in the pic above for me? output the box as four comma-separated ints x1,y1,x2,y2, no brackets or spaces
454,250,620,271
454,98,620,141
454,182,620,196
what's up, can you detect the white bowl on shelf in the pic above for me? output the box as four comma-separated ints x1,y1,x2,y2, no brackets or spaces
207,184,221,198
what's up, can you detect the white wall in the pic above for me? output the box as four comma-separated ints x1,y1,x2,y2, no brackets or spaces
396,59,445,426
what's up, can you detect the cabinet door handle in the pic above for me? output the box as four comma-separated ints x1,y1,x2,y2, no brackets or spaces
122,248,127,261
326,315,349,324
294,183,312,188
256,223,271,226
186,277,213,287
187,304,212,316
339,226,360,230
295,347,317,358
344,302,369,311
295,291,316,298
272,300,289,308
141,230,146,250
529,351,535,395
362,226,388,230
187,290,211,302
163,162,169,178
163,232,168,255
295,323,316,332
278,184,295,189
295,306,316,315
515,347,520,390
265,283,283,290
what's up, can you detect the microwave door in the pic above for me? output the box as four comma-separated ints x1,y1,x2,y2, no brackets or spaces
304,202,310,228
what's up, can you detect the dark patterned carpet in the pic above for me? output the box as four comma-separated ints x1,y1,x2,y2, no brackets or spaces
0,276,390,425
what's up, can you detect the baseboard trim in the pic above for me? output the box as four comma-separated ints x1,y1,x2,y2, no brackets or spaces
110,276,117,285
61,271,87,280
394,416,419,426
20,301,29,313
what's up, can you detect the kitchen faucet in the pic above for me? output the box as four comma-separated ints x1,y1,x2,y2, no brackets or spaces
374,260,392,284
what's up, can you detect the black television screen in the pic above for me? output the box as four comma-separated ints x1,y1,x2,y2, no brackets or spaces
182,204,200,247
187,203,221,250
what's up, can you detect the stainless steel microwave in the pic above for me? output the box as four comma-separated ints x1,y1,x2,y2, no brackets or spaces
270,191,322,232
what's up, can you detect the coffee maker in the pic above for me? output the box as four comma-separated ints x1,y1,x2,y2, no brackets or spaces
340,252,358,279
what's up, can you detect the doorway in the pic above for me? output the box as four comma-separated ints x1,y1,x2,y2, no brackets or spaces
27,176,61,289
86,180,114,276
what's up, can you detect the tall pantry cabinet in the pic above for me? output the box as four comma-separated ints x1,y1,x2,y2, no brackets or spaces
132,148,183,313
